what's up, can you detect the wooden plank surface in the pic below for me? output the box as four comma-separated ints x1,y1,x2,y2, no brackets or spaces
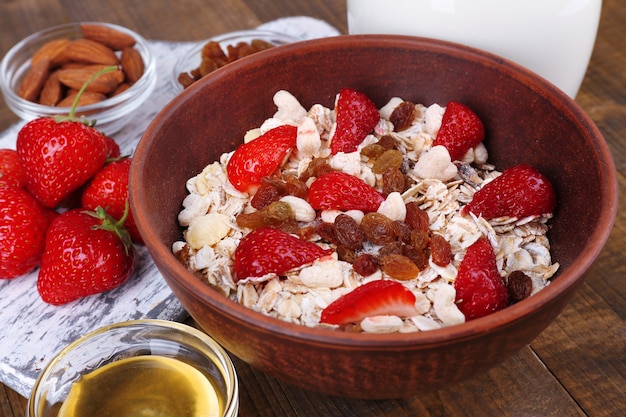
1,0,624,416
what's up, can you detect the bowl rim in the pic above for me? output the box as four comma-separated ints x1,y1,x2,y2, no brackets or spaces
0,21,156,120
131,34,619,347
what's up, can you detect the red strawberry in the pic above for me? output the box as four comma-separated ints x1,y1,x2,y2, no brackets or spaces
320,279,418,325
0,187,56,278
37,207,135,305
235,227,332,280
462,164,557,219
81,158,142,244
433,101,485,161
454,237,508,320
226,124,297,193
330,88,380,154
308,171,385,212
103,135,121,159
16,117,108,208
0,149,27,189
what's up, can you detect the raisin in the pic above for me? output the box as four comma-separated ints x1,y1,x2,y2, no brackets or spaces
410,229,430,251
402,245,429,270
284,175,309,199
405,202,430,233
372,149,403,174
360,212,396,245
379,241,403,257
275,219,300,235
507,271,533,304
251,181,280,210
236,211,267,229
300,157,333,181
430,233,452,266
382,168,406,195
315,222,337,244
390,101,416,132
377,135,397,149
336,245,357,263
262,201,294,225
360,143,387,159
334,214,365,250
392,220,412,244
353,254,379,276
380,254,419,280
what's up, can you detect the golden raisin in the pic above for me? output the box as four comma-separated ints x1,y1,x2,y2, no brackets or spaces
372,149,403,174
380,254,419,280
360,213,396,245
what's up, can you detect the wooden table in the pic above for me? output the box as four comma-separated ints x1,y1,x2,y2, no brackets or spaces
1,1,624,416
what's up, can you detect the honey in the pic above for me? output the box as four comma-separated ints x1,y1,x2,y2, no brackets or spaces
56,355,222,417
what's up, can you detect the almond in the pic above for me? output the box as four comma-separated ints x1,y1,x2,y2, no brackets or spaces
57,90,107,108
80,24,136,50
120,47,144,84
18,58,51,101
39,71,65,106
31,39,71,67
60,39,119,66
56,65,125,94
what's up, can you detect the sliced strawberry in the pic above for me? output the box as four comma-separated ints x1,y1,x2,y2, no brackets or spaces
433,101,485,161
462,164,556,219
320,279,418,325
454,237,508,320
308,171,384,212
0,149,27,189
226,124,297,193
0,187,56,278
235,227,332,280
330,88,380,154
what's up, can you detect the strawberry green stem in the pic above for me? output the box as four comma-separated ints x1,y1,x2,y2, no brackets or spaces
55,65,119,125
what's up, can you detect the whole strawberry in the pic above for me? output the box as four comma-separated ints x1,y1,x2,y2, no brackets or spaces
462,164,557,219
454,237,508,320
0,149,27,189
308,171,385,212
82,158,142,244
235,227,332,280
0,187,56,278
330,88,380,155
433,101,485,161
37,207,135,305
16,118,108,208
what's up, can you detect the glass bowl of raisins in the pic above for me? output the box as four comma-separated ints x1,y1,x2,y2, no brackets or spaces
171,29,298,94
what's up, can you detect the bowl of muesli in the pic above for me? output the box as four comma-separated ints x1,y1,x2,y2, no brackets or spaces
129,35,618,399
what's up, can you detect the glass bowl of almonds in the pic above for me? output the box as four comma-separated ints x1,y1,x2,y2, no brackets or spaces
171,29,298,94
0,22,156,135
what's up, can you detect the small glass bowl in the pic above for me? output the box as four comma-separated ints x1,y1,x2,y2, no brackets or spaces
27,319,239,417
171,29,298,94
0,22,157,135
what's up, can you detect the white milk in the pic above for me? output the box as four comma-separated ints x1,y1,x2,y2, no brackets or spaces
347,0,602,98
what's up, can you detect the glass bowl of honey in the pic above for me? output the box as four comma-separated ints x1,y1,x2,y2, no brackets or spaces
27,319,239,417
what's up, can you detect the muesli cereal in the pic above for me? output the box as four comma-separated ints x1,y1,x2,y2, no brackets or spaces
173,89,559,333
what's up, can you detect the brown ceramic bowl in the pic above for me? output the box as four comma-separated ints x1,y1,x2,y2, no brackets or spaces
129,35,618,399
